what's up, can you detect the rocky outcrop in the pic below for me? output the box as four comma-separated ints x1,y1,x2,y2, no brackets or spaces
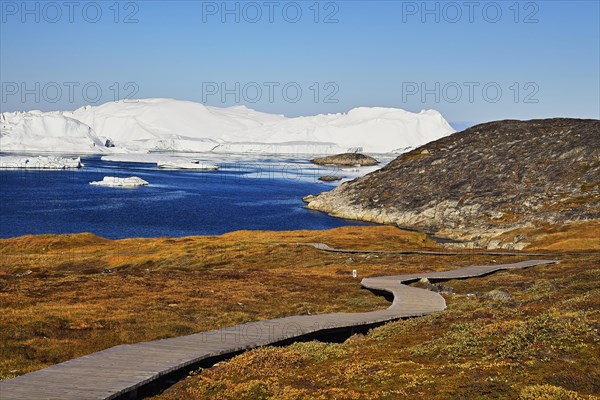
318,176,343,182
311,153,379,166
304,119,600,246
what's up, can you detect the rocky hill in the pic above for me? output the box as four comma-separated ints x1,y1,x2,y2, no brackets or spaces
304,118,600,247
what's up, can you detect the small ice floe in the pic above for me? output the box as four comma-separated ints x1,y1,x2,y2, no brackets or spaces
157,160,219,170
0,156,84,169
89,176,149,188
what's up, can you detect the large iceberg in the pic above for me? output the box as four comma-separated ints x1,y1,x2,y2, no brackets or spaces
0,156,84,169
1,98,455,154
0,112,105,153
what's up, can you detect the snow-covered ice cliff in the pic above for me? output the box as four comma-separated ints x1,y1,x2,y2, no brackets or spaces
1,98,455,155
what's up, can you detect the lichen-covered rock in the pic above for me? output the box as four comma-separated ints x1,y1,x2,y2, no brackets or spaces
431,283,454,294
304,119,600,244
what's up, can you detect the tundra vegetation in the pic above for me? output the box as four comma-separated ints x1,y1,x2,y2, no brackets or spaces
0,223,598,399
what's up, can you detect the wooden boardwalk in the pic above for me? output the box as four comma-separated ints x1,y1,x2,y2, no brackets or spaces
0,248,558,400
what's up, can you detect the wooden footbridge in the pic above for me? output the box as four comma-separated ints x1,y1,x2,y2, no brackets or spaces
0,244,558,400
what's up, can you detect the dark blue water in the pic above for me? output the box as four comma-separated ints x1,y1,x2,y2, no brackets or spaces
0,156,366,239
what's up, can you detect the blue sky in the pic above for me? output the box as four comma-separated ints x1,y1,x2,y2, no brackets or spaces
1,0,599,126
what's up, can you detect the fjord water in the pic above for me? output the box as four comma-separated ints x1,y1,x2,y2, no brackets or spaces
0,156,367,239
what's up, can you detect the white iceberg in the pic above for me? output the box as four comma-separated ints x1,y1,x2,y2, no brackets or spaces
157,160,219,170
101,154,172,163
0,156,83,169
0,112,105,153
101,154,219,169
89,176,149,187
1,98,456,154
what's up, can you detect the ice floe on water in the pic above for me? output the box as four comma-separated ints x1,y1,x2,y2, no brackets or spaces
156,160,219,170
101,154,219,170
89,176,149,188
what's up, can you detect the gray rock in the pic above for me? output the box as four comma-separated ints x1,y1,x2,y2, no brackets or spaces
431,283,454,294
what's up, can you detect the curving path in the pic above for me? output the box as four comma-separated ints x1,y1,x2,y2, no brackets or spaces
0,247,558,400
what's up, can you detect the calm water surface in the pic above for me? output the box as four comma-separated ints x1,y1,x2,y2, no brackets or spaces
0,155,368,239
